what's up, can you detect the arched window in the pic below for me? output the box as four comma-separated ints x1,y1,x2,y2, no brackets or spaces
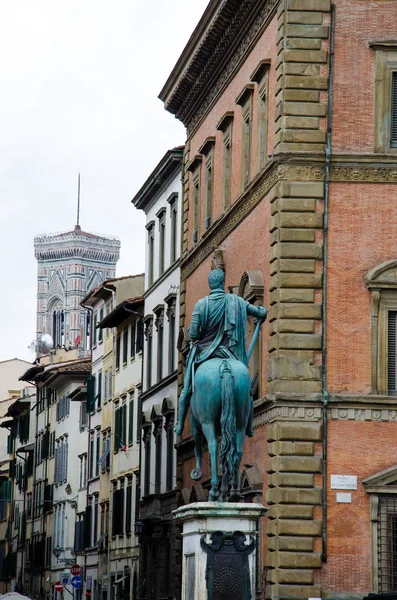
365,261,397,394
48,298,64,347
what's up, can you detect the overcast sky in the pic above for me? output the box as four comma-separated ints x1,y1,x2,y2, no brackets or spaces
0,0,209,362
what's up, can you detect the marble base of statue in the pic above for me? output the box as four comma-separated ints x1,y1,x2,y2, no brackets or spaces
174,502,267,600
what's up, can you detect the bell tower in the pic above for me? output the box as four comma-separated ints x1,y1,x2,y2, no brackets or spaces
34,225,120,353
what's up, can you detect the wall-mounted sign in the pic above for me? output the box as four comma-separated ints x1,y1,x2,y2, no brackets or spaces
330,474,357,490
336,492,352,503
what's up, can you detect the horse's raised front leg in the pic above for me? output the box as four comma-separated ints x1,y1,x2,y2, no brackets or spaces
190,415,203,481
202,423,219,500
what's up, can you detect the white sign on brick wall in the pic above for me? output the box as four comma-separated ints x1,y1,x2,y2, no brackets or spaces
330,474,357,490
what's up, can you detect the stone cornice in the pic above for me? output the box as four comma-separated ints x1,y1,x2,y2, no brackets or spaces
160,0,279,134
181,154,397,281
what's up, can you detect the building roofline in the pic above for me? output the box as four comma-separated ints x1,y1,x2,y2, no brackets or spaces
80,274,144,306
158,0,222,103
131,147,184,211
159,0,272,128
97,297,144,329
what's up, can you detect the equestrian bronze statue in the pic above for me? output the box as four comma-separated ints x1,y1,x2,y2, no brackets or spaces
174,268,267,501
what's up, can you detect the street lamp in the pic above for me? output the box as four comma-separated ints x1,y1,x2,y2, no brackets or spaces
53,547,62,562
134,520,144,536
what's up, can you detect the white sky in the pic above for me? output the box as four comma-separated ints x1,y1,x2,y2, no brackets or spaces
0,0,209,362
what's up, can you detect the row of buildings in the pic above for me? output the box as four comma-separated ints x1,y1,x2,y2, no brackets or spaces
2,0,397,598
0,147,184,599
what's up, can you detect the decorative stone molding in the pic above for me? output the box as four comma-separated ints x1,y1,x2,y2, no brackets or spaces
254,405,322,428
328,407,397,422
252,402,397,428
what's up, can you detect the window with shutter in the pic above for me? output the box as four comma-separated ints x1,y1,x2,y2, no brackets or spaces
84,505,92,549
7,433,13,455
116,334,121,370
136,320,144,353
41,431,49,461
98,308,104,342
128,399,134,446
125,482,132,534
123,329,128,364
86,376,95,413
122,404,127,447
112,488,124,536
392,72,397,148
130,323,136,359
388,311,397,394
97,371,102,409
93,313,98,345
114,408,120,453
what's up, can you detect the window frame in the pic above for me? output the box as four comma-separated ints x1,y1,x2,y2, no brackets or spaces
157,207,166,277
372,43,397,153
236,84,254,190
366,261,397,394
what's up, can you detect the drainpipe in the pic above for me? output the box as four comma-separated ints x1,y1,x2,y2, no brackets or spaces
322,3,335,564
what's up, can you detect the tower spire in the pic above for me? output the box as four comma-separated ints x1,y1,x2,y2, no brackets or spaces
76,173,81,231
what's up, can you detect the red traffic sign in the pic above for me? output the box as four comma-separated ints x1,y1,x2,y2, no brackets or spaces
54,582,64,592
71,565,82,577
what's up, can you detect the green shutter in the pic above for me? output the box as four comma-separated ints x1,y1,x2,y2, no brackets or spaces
7,434,13,455
9,459,16,479
114,409,120,452
87,376,95,413
122,405,127,446
128,400,134,445
93,314,97,345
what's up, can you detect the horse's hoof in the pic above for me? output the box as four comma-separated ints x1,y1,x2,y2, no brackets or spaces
209,487,220,501
191,467,202,481
174,424,183,436
229,490,241,502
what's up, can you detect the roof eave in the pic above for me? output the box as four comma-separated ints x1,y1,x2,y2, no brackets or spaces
131,148,184,211
158,0,222,103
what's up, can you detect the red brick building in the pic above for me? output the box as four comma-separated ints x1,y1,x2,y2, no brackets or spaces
160,0,397,597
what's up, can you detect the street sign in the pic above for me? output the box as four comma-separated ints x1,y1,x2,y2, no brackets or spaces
54,582,64,592
61,572,71,585
71,575,83,589
71,564,82,577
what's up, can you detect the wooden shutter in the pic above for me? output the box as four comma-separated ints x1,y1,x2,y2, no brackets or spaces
84,506,92,549
7,434,13,455
128,400,134,445
388,310,397,394
41,431,49,461
125,483,132,534
122,404,127,446
114,409,120,452
392,72,397,148
86,376,95,413
112,489,123,535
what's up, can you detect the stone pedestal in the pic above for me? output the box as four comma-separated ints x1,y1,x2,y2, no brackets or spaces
174,502,267,600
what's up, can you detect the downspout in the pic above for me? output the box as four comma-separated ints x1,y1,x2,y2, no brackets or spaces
322,2,335,564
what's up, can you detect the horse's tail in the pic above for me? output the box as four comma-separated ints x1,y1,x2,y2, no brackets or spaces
220,360,238,479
